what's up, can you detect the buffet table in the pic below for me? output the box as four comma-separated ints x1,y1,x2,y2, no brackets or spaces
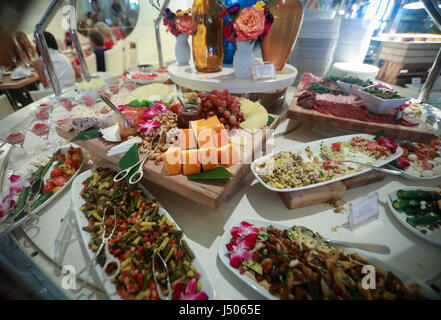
1,86,441,300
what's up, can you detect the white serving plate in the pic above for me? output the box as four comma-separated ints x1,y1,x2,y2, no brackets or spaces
387,186,441,246
336,80,363,96
219,218,439,300
358,89,409,114
71,166,215,300
124,72,169,85
251,133,403,193
388,164,441,181
0,145,85,236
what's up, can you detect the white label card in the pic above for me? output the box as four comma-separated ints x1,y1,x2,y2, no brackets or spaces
252,63,276,81
348,193,379,229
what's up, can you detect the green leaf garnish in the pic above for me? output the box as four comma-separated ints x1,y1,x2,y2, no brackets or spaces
70,128,102,142
267,115,275,127
118,144,140,183
187,167,233,180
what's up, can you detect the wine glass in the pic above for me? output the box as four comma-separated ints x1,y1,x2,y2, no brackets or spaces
32,121,51,147
5,128,27,156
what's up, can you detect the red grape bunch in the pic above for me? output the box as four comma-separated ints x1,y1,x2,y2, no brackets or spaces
197,89,245,130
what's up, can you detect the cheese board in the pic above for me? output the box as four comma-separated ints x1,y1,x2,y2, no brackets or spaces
287,98,436,143
56,114,280,210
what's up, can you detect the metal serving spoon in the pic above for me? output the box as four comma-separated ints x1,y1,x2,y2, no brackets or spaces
315,238,391,255
321,150,402,176
99,94,126,119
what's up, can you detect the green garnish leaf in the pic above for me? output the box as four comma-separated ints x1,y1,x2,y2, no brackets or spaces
119,144,140,183
373,130,387,142
187,167,233,180
127,99,140,108
70,128,102,142
267,115,275,127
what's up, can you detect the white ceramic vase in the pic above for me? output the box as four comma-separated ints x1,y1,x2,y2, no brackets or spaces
233,41,254,79
175,34,190,65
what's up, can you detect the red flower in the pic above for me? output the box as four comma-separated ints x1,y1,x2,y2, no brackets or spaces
263,21,272,36
224,23,235,43
221,8,227,18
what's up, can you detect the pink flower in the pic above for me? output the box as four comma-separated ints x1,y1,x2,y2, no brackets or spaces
138,120,161,136
233,7,265,42
117,105,127,112
397,159,410,169
140,108,161,121
174,279,209,300
377,136,398,152
153,102,169,113
231,221,259,243
0,194,15,218
8,175,31,194
229,238,253,269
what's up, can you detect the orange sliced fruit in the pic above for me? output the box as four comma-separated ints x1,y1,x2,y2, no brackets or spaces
199,147,218,171
218,143,240,167
182,149,201,175
162,147,182,175
178,129,197,150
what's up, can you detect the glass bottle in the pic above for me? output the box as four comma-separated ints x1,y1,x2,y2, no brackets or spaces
192,0,224,73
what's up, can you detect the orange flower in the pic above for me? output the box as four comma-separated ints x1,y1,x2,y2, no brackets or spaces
233,7,265,42
175,15,192,35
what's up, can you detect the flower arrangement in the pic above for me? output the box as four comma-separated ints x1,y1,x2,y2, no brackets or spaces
217,0,277,43
226,221,259,268
0,174,32,219
149,1,192,37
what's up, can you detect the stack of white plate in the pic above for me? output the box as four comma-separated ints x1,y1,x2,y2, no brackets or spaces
329,62,379,80
333,18,373,64
289,16,341,77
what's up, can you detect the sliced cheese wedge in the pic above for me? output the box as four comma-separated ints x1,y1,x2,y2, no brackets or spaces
199,147,218,171
162,147,182,175
218,143,240,167
178,129,197,150
182,149,201,175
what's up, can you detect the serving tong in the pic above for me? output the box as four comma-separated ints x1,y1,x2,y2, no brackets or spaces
113,130,167,184
73,206,120,293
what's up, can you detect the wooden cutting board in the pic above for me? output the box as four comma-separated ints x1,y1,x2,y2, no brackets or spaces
279,171,386,209
56,115,280,210
287,99,436,143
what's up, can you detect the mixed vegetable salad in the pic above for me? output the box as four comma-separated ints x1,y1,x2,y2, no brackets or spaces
226,221,429,300
391,138,441,178
79,168,208,300
392,189,441,233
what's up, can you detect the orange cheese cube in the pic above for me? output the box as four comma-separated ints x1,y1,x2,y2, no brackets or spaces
199,147,218,171
190,119,207,138
162,147,182,175
213,129,230,148
206,116,225,131
218,143,240,167
178,129,197,150
182,149,201,175
197,128,215,149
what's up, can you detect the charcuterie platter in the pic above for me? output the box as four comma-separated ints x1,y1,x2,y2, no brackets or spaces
287,73,436,143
